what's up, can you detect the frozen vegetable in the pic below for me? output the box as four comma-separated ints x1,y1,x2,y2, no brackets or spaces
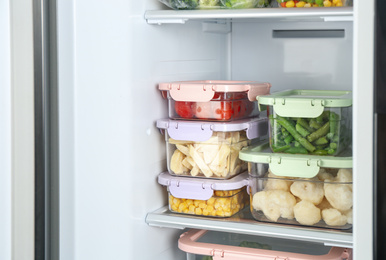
270,110,350,155
175,101,195,119
290,177,324,205
252,190,296,222
265,171,293,192
222,0,270,8
169,188,247,217
251,167,353,228
321,208,348,226
293,200,321,226
324,168,353,211
168,131,248,178
277,0,346,7
165,0,221,9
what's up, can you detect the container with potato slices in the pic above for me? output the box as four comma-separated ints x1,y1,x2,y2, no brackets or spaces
159,80,271,122
258,89,352,156
157,117,268,179
239,143,353,230
158,171,249,217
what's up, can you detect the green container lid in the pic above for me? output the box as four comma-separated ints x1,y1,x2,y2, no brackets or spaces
258,89,352,118
239,142,352,178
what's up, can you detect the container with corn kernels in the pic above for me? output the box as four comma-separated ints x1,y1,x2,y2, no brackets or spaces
239,142,353,230
158,172,249,217
276,0,352,8
157,117,268,179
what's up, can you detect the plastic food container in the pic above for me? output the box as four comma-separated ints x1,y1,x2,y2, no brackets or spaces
276,0,352,8
258,89,352,156
239,143,353,229
158,0,272,10
159,80,271,121
179,229,353,260
157,117,268,179
158,172,249,217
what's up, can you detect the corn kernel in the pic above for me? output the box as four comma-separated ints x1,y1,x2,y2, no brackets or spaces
199,202,207,209
172,197,181,205
195,208,203,215
216,210,225,217
323,0,332,7
207,197,215,205
186,199,193,206
286,0,295,7
193,200,201,207
207,205,214,212
189,205,195,212
182,209,189,213
296,1,306,7
171,205,178,212
178,202,187,212
202,209,209,216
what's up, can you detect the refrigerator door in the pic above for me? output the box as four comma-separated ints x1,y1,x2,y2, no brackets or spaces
375,0,386,259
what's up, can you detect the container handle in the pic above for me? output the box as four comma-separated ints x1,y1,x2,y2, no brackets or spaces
269,158,320,178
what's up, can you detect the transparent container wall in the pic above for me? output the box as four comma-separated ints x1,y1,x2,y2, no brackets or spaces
167,91,260,121
184,230,348,259
159,0,271,10
168,188,248,217
276,0,352,8
268,106,352,156
249,165,353,229
166,131,251,179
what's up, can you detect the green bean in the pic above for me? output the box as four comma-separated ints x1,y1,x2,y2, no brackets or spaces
276,115,315,152
295,123,310,137
307,121,330,143
284,146,308,154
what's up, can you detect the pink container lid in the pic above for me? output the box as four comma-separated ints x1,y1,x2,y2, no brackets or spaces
178,229,353,260
158,80,272,102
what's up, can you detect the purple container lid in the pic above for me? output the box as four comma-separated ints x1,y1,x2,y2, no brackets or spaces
158,172,249,201
156,117,268,142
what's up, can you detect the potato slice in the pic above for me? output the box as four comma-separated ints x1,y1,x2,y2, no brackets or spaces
170,149,186,174
189,145,213,177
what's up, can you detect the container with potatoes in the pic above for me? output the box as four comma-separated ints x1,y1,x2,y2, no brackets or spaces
158,171,249,217
157,117,268,179
240,143,353,229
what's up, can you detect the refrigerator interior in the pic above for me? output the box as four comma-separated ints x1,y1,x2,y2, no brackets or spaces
56,1,373,260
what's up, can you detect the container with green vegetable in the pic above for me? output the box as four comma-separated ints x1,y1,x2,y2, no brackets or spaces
159,0,271,10
258,89,352,156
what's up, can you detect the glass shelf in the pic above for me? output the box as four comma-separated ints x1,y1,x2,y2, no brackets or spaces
146,206,353,248
145,7,353,24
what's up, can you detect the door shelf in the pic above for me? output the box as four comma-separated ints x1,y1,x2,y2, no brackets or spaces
145,7,353,24
146,206,353,248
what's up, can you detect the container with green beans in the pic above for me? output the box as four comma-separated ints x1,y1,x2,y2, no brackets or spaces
257,90,352,156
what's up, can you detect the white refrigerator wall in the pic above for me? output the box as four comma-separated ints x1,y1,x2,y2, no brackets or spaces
57,1,228,259
0,0,12,259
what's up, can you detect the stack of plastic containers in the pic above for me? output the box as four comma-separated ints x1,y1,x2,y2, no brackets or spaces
156,80,271,218
239,89,354,230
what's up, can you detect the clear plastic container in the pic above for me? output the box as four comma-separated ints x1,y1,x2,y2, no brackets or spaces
159,80,271,122
158,172,249,217
157,118,268,179
179,229,352,260
276,0,352,8
239,143,353,229
158,0,272,10
258,89,352,156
